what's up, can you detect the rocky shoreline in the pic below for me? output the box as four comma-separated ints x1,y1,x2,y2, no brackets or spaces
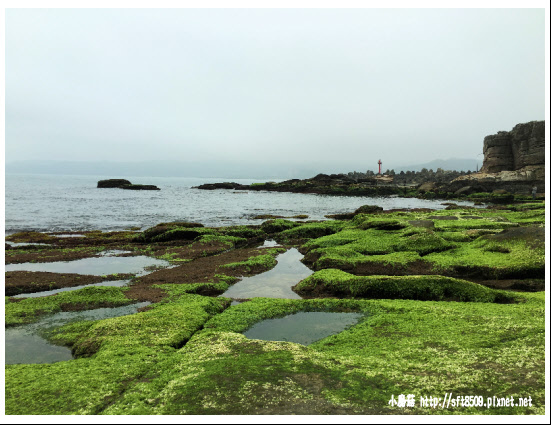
5,198,545,414
195,120,545,201
193,173,542,204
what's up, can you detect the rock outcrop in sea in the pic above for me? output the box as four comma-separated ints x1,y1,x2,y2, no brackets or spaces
97,179,132,188
97,179,160,190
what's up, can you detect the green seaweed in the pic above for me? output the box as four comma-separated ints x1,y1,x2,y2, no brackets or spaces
293,269,516,303
261,219,300,234
219,225,266,239
4,209,545,415
5,292,544,415
425,236,544,279
220,254,278,273
280,221,345,240
195,234,247,248
5,286,135,326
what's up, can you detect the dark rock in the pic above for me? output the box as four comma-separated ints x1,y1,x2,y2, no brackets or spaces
97,179,160,190
508,280,545,292
445,204,475,210
97,179,132,188
311,173,331,181
151,229,203,243
359,219,407,230
482,226,545,250
139,222,204,242
252,214,285,220
121,184,160,191
193,182,245,190
325,213,356,220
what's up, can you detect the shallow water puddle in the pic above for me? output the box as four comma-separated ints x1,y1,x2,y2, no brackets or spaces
220,248,313,299
12,279,132,299
5,255,170,276
5,241,52,247
97,250,133,256
261,240,281,248
5,302,150,365
243,312,362,345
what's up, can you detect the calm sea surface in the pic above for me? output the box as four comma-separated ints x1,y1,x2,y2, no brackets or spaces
4,173,476,235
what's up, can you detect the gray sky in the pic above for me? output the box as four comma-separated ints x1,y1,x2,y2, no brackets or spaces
5,7,546,170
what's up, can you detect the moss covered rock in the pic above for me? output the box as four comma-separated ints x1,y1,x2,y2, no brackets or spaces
293,269,516,303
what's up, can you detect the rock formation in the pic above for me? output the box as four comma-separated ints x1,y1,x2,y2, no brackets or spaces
97,179,160,190
444,121,545,195
97,179,132,188
480,120,544,173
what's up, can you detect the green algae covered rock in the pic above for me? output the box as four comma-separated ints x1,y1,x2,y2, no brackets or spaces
293,269,516,303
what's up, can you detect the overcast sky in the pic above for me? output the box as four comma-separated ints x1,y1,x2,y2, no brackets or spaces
5,7,546,170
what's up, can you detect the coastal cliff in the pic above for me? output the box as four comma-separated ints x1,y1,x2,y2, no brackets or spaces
480,121,544,173
444,121,545,195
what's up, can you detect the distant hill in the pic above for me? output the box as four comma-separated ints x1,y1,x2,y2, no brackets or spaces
393,158,482,173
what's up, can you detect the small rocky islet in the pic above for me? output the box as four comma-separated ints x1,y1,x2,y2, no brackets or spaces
4,121,546,415
97,179,160,191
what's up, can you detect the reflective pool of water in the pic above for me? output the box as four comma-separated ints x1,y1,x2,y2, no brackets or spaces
6,241,52,247
5,255,170,276
261,240,282,248
243,311,363,345
12,279,132,299
219,248,313,299
5,302,150,365
97,250,133,256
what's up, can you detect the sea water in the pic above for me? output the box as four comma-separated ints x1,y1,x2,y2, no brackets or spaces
5,174,475,235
